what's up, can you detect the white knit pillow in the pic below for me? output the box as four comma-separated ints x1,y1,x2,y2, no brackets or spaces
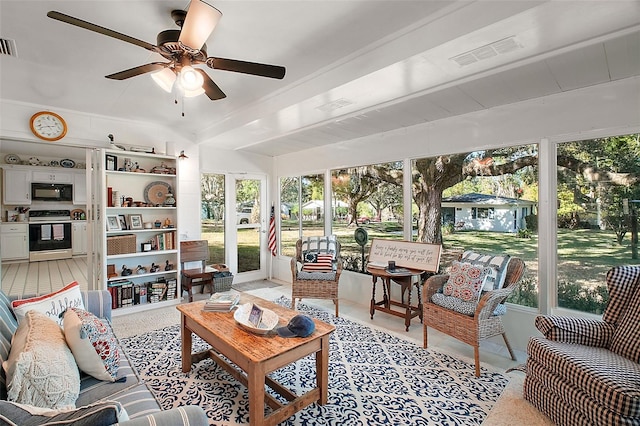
3,310,80,409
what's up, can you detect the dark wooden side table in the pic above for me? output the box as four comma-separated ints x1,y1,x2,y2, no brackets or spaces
366,266,425,331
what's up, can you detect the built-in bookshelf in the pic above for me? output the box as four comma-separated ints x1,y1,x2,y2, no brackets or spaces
99,149,180,315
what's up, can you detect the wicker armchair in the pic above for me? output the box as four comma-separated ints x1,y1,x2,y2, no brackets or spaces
290,237,342,316
423,254,525,376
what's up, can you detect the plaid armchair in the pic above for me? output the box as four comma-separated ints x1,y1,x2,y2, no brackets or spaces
524,265,640,426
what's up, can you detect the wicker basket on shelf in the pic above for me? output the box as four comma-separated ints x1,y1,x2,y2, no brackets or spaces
107,234,136,255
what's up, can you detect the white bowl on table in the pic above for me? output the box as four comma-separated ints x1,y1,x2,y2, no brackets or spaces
233,303,279,335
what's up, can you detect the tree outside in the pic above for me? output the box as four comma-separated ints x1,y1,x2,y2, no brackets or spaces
206,134,640,314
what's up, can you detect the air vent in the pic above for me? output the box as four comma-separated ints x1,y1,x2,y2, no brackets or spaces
0,38,18,57
450,36,521,67
316,98,354,113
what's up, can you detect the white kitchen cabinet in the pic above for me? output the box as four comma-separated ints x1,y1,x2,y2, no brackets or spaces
31,170,73,183
72,221,87,255
1,223,29,260
2,167,31,205
74,171,87,205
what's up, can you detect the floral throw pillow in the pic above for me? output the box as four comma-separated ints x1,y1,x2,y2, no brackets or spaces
443,261,490,302
63,308,120,382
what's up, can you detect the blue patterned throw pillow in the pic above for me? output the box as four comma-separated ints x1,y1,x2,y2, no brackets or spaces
63,308,120,382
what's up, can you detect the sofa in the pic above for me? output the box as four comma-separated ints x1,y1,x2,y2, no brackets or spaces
0,286,208,425
523,265,640,426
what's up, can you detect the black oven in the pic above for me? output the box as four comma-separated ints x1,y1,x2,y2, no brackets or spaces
29,222,72,252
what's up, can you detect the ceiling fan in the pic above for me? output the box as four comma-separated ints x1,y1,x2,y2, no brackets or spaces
47,0,286,100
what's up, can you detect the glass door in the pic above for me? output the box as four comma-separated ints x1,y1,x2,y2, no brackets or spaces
228,174,267,281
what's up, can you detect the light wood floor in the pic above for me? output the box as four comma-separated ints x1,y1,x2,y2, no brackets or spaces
1,257,89,297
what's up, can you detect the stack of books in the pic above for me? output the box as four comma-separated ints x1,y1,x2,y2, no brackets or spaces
203,290,241,312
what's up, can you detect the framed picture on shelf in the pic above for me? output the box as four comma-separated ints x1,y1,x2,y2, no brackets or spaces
118,214,128,230
105,154,117,171
129,214,143,230
106,215,121,231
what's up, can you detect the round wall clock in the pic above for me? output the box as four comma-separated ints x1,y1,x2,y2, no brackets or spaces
29,111,67,141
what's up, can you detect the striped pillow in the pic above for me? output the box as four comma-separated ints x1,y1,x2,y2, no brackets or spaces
0,400,124,425
301,253,334,273
461,251,511,291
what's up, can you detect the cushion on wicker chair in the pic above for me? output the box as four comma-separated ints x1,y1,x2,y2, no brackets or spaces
461,251,511,291
301,235,338,255
301,235,339,272
443,261,489,302
297,271,337,280
301,253,334,272
431,293,507,316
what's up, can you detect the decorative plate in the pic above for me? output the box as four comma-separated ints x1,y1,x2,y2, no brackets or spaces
60,158,76,168
233,303,279,335
49,160,60,167
4,154,20,164
144,181,172,205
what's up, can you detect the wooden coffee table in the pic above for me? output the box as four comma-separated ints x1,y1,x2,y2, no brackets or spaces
177,294,335,426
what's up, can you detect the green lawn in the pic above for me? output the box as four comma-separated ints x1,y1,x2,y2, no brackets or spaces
202,219,639,289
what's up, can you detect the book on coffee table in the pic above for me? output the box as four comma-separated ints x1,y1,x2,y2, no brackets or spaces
203,290,241,312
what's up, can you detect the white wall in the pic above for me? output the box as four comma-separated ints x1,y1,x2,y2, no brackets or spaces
0,99,204,238
272,76,640,351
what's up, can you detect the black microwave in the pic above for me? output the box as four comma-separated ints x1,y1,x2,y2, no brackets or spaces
31,183,73,202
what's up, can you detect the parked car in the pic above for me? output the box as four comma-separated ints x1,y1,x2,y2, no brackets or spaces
357,216,379,224
237,208,252,224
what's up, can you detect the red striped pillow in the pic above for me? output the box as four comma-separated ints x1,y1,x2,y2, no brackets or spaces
301,253,334,272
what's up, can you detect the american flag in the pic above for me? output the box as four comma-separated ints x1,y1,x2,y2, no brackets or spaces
268,205,277,257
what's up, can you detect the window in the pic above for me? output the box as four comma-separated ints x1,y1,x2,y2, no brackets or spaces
279,176,299,258
200,173,225,264
555,134,640,314
278,174,324,257
331,162,403,273
301,174,324,237
412,145,539,308
472,207,495,219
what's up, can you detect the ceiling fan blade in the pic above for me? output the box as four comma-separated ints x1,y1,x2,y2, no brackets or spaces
197,69,226,100
178,0,222,51
47,11,161,54
206,57,286,79
105,63,170,80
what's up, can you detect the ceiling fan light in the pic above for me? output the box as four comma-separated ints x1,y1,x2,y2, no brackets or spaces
151,68,176,92
179,0,222,50
183,87,206,98
179,66,204,91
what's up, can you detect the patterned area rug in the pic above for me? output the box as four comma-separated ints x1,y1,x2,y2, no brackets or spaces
120,297,509,425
